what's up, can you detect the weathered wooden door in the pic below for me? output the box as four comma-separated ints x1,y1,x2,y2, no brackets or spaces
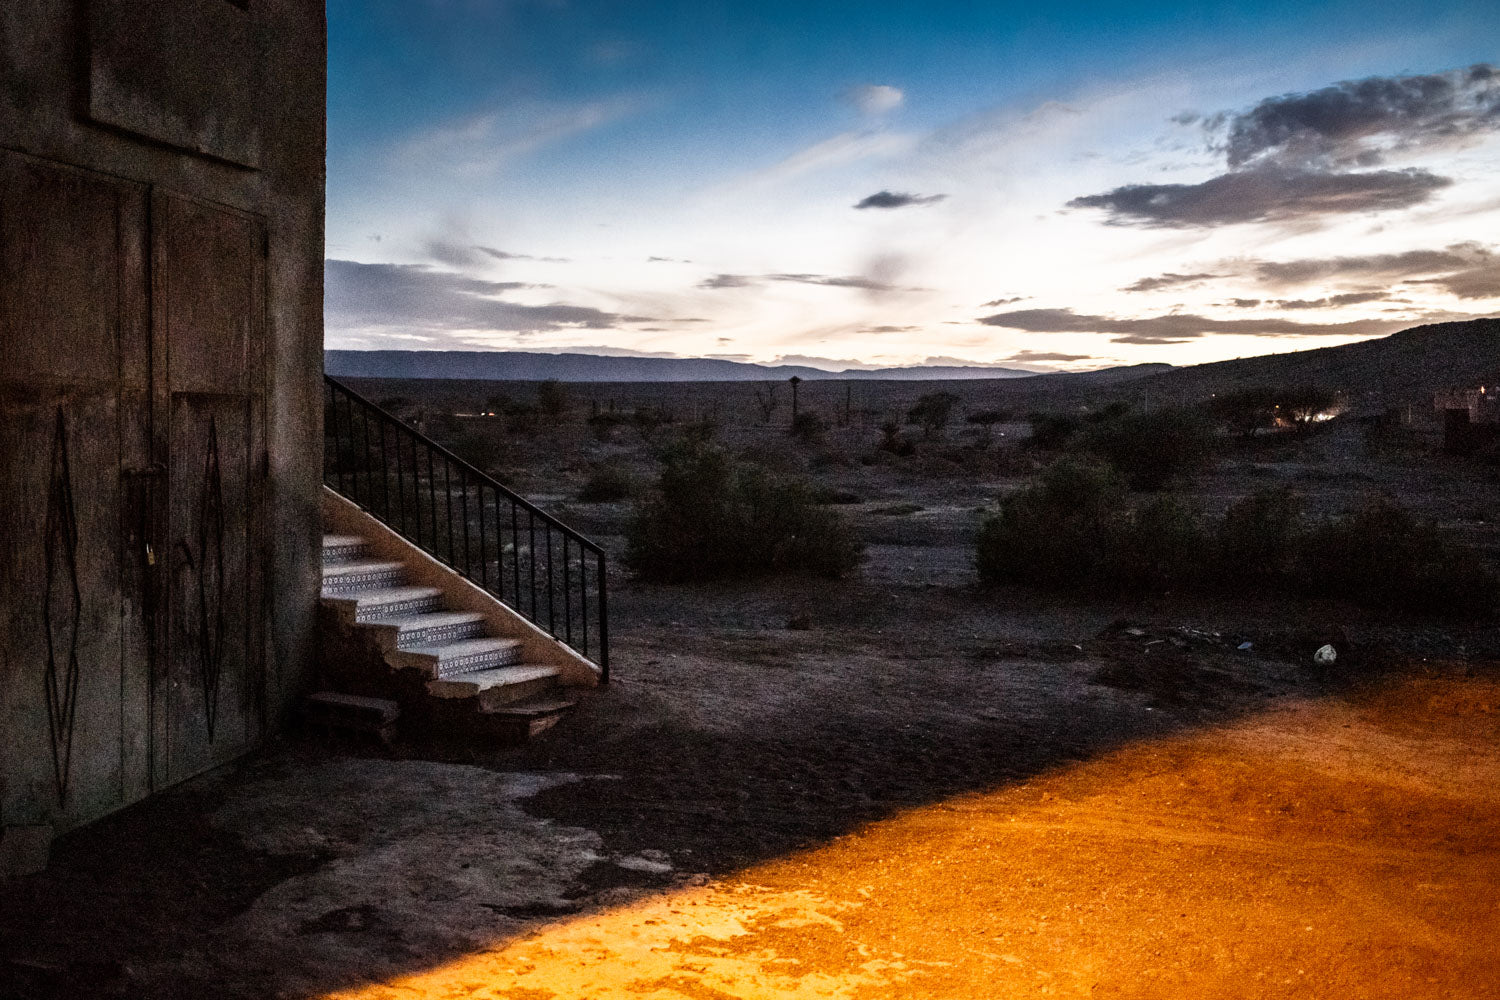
151,191,267,786
0,151,267,835
0,150,152,832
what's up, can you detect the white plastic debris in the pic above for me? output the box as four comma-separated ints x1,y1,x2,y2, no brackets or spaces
1313,643,1338,666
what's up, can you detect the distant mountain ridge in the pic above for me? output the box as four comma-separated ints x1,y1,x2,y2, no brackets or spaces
324,350,1053,382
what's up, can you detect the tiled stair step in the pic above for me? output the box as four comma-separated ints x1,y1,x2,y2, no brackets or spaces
366,610,488,649
425,664,562,710
321,534,370,565
322,559,406,595
329,585,446,624
393,637,526,680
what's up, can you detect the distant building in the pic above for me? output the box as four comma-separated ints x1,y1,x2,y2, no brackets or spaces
1434,384,1500,424
1435,382,1500,454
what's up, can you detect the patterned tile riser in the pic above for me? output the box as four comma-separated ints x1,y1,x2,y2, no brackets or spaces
435,647,524,679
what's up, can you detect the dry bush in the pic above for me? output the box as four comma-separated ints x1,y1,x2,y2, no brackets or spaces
625,439,864,582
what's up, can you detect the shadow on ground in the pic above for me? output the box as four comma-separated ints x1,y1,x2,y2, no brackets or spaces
1,577,1496,999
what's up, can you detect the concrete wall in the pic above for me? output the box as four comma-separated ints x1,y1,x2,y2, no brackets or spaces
0,0,325,848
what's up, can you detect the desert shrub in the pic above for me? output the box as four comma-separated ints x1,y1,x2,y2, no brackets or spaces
586,411,629,441
808,448,855,472
1106,496,1211,590
1086,401,1132,423
1278,386,1338,430
966,408,1011,448
421,415,510,476
678,418,718,445
976,469,1496,616
449,428,510,476
536,379,569,417
790,410,828,443
1217,488,1301,583
1296,500,1496,615
990,444,1038,477
979,461,1212,593
977,459,1128,590
1208,387,1279,440
1078,408,1216,491
504,403,538,434
738,443,807,475
967,408,1012,428
631,405,675,442
877,420,915,456
577,465,637,503
811,486,863,505
907,391,961,438
1026,412,1081,450
625,439,864,582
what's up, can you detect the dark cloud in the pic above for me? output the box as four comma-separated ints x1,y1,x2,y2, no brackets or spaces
1228,298,1263,308
698,273,756,289
1251,242,1500,299
1072,66,1499,229
698,272,914,292
424,240,490,269
853,190,949,210
1224,64,1500,170
1069,167,1449,228
475,246,570,263
770,273,909,291
424,240,570,267
1123,271,1222,293
1248,242,1500,299
324,259,641,333
1416,262,1500,299
1272,291,1389,310
978,306,1413,344
981,296,1025,306
1002,350,1096,363
860,325,919,333
1253,244,1488,284
647,256,693,263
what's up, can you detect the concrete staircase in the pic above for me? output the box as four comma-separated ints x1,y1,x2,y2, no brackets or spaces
317,519,590,743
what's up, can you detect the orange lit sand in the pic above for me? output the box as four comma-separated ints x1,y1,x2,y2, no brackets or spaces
322,676,1500,999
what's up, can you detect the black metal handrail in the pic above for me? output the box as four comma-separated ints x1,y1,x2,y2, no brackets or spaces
323,374,608,680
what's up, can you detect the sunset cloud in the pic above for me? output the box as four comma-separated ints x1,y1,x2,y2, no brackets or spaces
1122,272,1223,293
1069,167,1449,228
978,307,1417,344
1068,67,1498,230
1223,64,1500,170
325,260,645,334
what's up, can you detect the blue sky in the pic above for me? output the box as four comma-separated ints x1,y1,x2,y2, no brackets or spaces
324,0,1500,370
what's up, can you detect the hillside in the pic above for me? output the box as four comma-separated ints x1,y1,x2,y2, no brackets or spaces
324,349,1044,383
1126,319,1500,410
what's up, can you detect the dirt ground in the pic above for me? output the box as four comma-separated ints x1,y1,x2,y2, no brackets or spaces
4,382,1500,998
3,569,1499,999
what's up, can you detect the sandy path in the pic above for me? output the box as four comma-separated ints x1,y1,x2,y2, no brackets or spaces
306,676,1500,1000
